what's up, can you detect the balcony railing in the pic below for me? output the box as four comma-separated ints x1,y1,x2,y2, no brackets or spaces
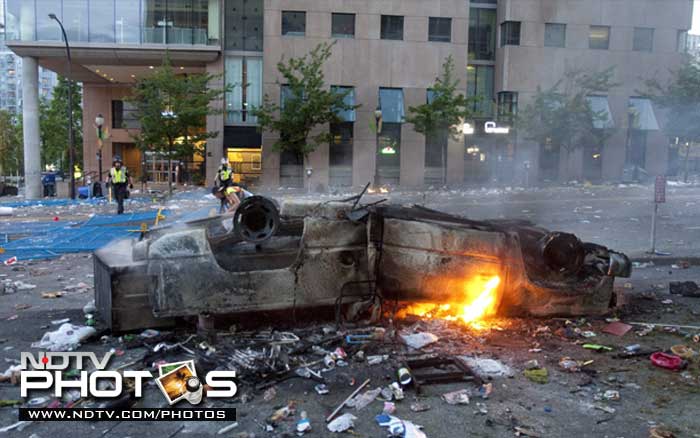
3,0,219,46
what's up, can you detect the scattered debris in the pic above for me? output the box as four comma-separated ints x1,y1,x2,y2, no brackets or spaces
601,321,632,337
376,414,427,438
346,387,382,410
459,357,513,378
670,345,696,360
314,384,329,395
401,332,439,349
296,412,311,435
670,281,700,297
650,352,686,371
441,389,470,405
326,379,370,422
327,413,356,433
31,323,97,351
524,368,548,384
217,422,239,435
41,292,63,299
410,402,431,412
13,281,36,291
558,357,580,372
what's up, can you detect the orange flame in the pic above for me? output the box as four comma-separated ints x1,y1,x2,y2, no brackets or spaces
401,275,501,329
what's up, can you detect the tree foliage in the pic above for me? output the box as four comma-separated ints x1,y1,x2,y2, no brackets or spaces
643,56,700,142
0,110,22,176
39,76,83,168
126,56,227,161
518,67,618,153
406,55,475,139
252,42,359,160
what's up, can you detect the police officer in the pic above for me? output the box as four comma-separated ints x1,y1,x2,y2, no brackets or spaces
106,155,133,215
214,158,233,213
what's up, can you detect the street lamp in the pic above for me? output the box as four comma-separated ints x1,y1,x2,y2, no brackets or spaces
95,114,104,182
49,13,76,200
374,106,382,187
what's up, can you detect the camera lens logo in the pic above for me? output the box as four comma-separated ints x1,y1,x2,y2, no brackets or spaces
155,361,201,405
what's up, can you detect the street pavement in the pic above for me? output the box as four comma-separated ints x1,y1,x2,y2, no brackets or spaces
0,181,699,437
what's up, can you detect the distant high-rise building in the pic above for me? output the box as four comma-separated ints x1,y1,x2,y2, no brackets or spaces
0,38,57,115
687,33,700,58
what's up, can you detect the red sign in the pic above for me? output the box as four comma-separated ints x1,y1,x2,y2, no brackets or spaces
655,176,666,203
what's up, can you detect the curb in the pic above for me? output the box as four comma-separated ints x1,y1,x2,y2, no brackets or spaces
629,256,700,266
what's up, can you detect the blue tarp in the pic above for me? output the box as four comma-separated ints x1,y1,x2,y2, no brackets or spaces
0,210,168,262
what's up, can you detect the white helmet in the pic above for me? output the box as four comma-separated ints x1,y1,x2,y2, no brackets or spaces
220,157,228,165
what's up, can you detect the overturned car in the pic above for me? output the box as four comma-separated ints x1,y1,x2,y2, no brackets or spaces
94,194,631,332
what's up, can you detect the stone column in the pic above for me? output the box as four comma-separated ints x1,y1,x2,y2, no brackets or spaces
22,57,41,199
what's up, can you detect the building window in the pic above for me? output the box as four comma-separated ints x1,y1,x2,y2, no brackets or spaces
88,0,114,42
332,13,355,38
428,17,452,43
225,0,263,51
115,0,140,43
225,56,263,125
112,100,140,129
500,21,520,47
589,26,610,50
469,8,497,61
282,11,305,36
378,88,405,123
381,15,404,40
142,0,211,45
633,27,654,52
678,30,688,53
331,86,356,122
63,0,89,42
467,65,495,117
329,122,354,186
544,23,566,48
497,92,518,121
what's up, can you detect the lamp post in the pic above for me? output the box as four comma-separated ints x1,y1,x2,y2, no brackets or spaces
95,114,104,182
49,13,75,200
373,106,382,187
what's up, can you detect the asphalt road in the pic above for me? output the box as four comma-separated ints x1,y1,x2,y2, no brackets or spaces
0,182,699,437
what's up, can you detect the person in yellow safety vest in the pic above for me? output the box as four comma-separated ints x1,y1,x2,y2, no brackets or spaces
106,155,133,215
214,157,234,213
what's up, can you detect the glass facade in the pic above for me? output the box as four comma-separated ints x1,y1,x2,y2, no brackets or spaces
4,0,218,45
467,65,494,117
225,56,262,125
468,8,496,61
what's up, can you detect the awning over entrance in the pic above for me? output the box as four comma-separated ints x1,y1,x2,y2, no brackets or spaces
629,97,660,131
586,95,614,129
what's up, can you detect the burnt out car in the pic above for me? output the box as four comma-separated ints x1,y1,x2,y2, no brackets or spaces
94,196,630,332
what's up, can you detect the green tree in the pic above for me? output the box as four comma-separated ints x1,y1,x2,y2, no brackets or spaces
252,42,359,162
406,55,476,184
0,110,23,176
517,67,618,180
643,57,700,182
126,56,228,194
39,76,83,169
